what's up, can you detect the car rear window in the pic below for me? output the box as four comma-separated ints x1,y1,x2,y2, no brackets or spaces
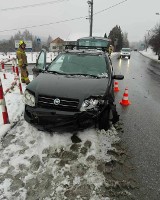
121,48,131,52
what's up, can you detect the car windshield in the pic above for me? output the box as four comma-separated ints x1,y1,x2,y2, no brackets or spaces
121,48,131,52
47,53,109,77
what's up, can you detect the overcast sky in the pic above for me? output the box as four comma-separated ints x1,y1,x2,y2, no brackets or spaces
0,0,160,42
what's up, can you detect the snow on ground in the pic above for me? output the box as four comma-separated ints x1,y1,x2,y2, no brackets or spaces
139,47,160,63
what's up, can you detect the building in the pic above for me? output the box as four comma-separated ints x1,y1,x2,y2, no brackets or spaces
49,37,64,52
49,37,76,52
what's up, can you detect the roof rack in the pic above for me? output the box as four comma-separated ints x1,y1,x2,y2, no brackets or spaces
64,44,107,52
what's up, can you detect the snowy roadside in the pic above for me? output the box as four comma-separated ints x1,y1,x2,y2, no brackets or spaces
0,72,136,200
139,48,160,63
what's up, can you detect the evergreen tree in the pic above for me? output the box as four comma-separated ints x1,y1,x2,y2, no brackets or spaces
108,25,123,51
104,33,107,38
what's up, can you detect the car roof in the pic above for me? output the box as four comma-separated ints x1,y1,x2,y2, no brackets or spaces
77,36,111,41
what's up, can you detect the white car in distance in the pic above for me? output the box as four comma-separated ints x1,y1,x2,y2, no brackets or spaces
120,48,131,59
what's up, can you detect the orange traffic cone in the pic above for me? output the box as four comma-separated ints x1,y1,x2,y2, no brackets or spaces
114,81,120,92
120,87,131,106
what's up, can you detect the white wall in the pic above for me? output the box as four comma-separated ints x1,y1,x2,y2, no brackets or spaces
0,52,56,64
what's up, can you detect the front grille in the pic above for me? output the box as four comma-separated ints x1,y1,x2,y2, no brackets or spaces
37,95,79,111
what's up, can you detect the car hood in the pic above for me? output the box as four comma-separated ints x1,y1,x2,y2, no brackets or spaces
27,73,109,101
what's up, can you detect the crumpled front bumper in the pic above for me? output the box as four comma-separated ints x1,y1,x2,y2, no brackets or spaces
24,105,100,131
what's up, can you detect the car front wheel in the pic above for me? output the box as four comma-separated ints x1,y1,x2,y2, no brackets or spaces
98,106,111,131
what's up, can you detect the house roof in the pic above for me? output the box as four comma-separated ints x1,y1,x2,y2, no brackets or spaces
51,37,64,44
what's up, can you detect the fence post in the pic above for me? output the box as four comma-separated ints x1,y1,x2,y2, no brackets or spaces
1,62,7,79
0,77,9,124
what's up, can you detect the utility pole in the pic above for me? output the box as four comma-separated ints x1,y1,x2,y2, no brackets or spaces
87,0,93,37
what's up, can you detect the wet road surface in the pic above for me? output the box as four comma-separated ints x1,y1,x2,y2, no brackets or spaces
112,52,160,199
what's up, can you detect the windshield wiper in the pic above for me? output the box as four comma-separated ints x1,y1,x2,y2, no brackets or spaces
47,70,66,75
67,73,100,78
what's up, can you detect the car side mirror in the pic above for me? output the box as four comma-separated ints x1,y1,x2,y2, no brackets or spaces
32,67,43,78
32,67,43,73
112,75,124,80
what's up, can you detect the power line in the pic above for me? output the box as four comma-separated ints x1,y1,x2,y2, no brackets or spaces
94,0,128,15
0,0,128,33
0,0,69,11
0,16,87,33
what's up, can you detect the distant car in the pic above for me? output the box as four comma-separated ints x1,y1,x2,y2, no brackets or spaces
119,48,131,59
134,49,138,51
24,48,124,131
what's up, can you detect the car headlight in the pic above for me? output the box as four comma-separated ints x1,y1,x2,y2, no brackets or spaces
23,90,35,107
80,98,104,112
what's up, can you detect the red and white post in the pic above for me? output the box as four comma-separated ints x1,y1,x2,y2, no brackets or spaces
0,77,9,124
1,62,7,79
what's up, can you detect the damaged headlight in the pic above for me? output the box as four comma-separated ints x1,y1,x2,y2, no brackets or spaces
23,90,35,107
80,98,104,112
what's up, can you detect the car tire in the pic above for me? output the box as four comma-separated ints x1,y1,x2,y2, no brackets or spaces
128,56,130,59
98,106,111,131
158,55,160,60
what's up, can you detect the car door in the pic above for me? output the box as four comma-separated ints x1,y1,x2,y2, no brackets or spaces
105,55,114,101
32,49,47,78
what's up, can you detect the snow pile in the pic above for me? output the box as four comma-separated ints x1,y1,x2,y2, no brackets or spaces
139,47,160,62
0,123,121,200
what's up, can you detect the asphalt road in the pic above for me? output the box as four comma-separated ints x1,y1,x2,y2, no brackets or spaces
112,52,160,199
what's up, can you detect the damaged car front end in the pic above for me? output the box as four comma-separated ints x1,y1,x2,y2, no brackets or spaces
24,49,124,131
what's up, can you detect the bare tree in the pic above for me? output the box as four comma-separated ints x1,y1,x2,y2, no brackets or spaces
148,23,160,54
123,32,129,47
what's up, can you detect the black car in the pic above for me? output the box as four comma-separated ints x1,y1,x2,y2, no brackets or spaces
24,48,124,131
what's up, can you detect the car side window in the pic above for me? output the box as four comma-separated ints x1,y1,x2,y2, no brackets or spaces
37,51,45,70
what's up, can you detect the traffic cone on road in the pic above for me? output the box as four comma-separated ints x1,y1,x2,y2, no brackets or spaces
119,87,131,106
114,81,120,92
